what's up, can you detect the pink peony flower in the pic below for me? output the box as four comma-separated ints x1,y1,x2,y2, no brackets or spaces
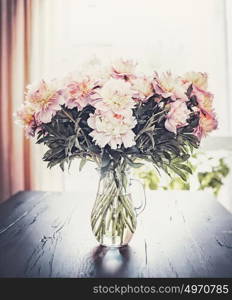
182,72,208,90
15,103,41,137
165,100,190,134
194,111,218,139
111,58,137,80
191,85,214,113
92,78,135,114
153,72,188,101
87,110,136,149
25,80,64,123
131,76,154,102
64,75,98,110
24,121,42,138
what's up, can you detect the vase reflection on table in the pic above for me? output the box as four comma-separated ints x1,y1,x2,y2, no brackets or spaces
91,165,146,247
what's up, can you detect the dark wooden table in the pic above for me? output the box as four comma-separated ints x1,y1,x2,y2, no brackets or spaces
0,190,232,278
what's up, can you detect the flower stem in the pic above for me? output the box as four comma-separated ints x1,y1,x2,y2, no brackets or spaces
62,110,76,123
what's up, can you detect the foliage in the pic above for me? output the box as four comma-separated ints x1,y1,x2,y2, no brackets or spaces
198,158,230,196
37,97,199,179
136,155,230,196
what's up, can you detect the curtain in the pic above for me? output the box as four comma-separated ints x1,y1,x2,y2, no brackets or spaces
0,0,32,202
0,0,64,202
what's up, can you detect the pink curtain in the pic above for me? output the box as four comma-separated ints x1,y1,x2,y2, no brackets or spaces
0,0,32,202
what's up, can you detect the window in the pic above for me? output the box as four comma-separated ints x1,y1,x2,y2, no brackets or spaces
30,0,232,192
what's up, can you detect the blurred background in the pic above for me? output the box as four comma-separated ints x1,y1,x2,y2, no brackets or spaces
0,0,232,210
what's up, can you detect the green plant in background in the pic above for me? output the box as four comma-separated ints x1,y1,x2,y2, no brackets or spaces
165,177,190,190
136,155,230,196
198,158,230,196
138,169,160,190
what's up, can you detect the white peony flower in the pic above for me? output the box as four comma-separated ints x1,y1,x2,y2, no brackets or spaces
87,110,136,149
111,58,137,79
93,78,135,113
131,76,153,101
153,72,188,101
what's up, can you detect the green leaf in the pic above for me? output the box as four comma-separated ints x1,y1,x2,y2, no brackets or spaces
64,135,76,156
42,124,60,137
125,157,143,168
88,144,101,154
181,154,190,161
36,130,44,140
79,157,87,172
36,135,51,144
101,150,111,168
144,132,155,149
43,147,64,161
75,136,82,150
169,165,188,181
125,146,140,154
122,172,128,191
60,161,65,171
175,163,192,174
186,84,193,97
162,151,172,161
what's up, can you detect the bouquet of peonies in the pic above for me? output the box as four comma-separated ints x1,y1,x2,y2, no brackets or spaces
16,58,218,246
16,58,217,179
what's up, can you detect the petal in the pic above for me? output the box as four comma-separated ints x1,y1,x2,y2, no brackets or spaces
38,110,54,123
165,119,176,134
121,130,135,148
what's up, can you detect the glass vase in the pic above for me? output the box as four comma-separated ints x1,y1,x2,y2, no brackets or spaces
91,166,146,247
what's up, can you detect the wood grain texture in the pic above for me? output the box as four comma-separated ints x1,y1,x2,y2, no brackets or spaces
0,190,232,278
